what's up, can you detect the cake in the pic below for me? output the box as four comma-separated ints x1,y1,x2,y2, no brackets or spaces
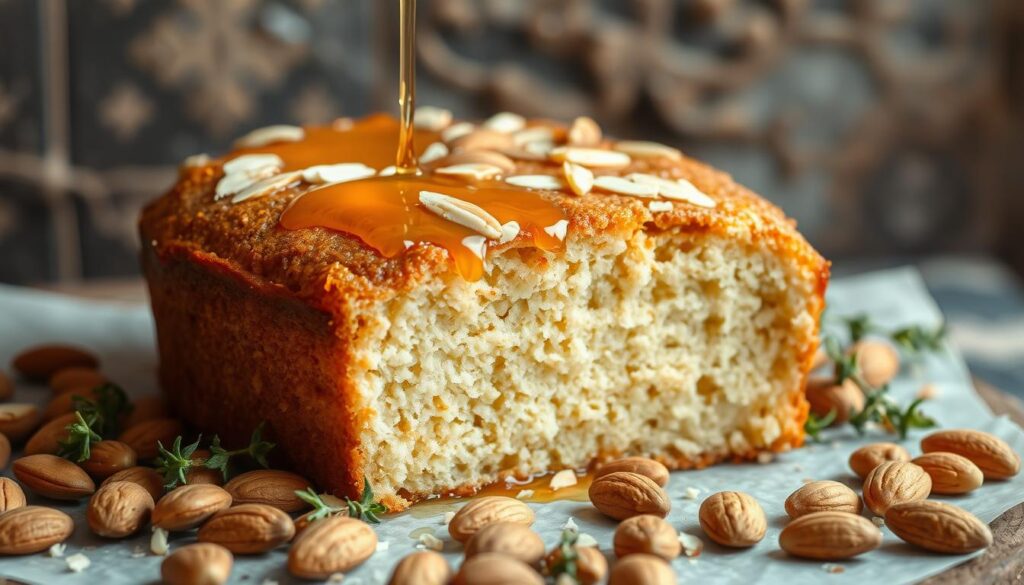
139,111,828,510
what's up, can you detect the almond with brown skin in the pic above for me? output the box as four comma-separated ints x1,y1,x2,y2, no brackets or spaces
81,440,137,480
448,496,535,543
849,340,900,387
863,461,931,516
594,457,670,487
779,511,882,559
12,344,98,381
921,429,1021,479
785,480,863,518
118,418,183,460
13,453,96,500
453,552,543,585
224,469,311,512
185,449,224,486
0,506,75,554
41,387,99,421
589,472,671,521
805,378,864,424
123,394,169,428
698,491,767,547
388,551,452,585
152,484,233,531
48,367,106,394
24,412,76,455
198,503,295,554
0,370,12,401
161,543,233,585
288,515,377,579
849,442,911,479
87,480,155,538
885,500,992,554
0,432,10,468
465,522,545,565
544,545,606,585
0,477,27,512
608,554,675,585
0,403,42,442
103,466,164,502
613,514,681,560
912,452,984,495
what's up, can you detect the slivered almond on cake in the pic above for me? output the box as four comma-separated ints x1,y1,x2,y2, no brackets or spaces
139,110,828,510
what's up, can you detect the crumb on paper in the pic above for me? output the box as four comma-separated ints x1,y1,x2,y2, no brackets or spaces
151,526,169,555
442,511,455,525
549,469,578,491
48,543,66,558
563,517,579,532
917,383,940,400
516,489,535,500
679,531,704,557
756,452,774,464
872,517,885,527
822,563,845,574
683,487,701,500
417,533,444,552
327,573,345,583
576,533,598,548
66,553,90,573
376,541,390,552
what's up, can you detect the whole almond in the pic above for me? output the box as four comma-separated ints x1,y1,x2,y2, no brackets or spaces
48,367,106,394
0,506,74,554
849,442,911,479
224,469,311,512
698,491,767,547
849,340,900,387
613,514,681,560
123,394,169,428
453,552,543,585
805,378,864,423
185,449,224,486
12,344,98,381
608,553,675,585
863,461,931,516
885,500,992,554
589,472,671,521
0,403,42,442
103,466,164,502
81,440,137,480
118,418,183,460
388,551,452,585
24,412,76,455
87,480,155,538
594,457,670,487
161,543,233,585
465,522,544,565
921,429,1021,479
544,545,607,585
0,370,11,401
0,432,10,468
198,503,295,554
13,453,96,500
912,452,984,494
42,387,100,421
785,480,862,518
779,511,882,559
153,484,233,531
288,515,377,579
448,496,535,543
0,477,27,512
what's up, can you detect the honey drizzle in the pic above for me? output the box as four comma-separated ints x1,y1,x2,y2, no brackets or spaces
395,0,418,174
401,470,593,520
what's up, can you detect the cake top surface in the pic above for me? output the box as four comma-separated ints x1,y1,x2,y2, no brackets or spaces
140,111,827,309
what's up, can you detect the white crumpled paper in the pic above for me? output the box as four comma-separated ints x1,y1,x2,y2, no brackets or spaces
0,267,1022,584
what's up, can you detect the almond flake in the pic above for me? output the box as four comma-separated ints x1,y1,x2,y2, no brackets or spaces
871,516,885,527
301,163,376,185
683,487,701,500
66,553,90,573
216,168,277,200
232,171,302,203
679,531,704,557
614,140,682,160
523,140,554,157
332,117,355,131
563,161,593,196
462,235,488,260
223,153,284,176
505,174,564,190
628,173,696,201
515,489,535,500
417,533,444,552
414,106,453,131
441,121,475,143
756,452,775,464
379,165,397,176
234,124,305,148
181,153,210,168
419,191,502,239
593,175,658,198
403,240,415,249
150,527,169,556
663,178,716,208
327,574,344,584
420,142,449,164
556,574,576,585
821,563,846,574
563,518,579,532
544,219,569,241
48,543,67,557
499,221,521,244
435,163,504,181
483,112,526,134
567,116,602,146
648,200,674,212
549,469,578,491
376,541,390,552
443,512,456,525
513,126,555,146
576,533,599,548
550,146,631,168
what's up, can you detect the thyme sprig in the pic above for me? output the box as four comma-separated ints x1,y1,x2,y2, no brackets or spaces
205,422,275,481
294,479,387,525
56,384,132,463
57,411,102,462
155,435,202,489
839,314,947,358
803,410,836,443
547,527,580,581
154,423,276,489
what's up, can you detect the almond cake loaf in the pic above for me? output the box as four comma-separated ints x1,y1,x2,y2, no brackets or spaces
139,111,829,509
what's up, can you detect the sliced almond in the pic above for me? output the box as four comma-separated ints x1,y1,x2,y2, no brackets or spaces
180,153,211,169
419,191,502,239
425,150,516,175
544,220,569,241
462,236,488,260
505,175,564,190
435,163,504,181
648,201,673,212
498,221,521,244
414,106,453,131
419,142,449,164
441,122,475,143
550,146,631,169
563,162,593,196
567,116,602,147
450,129,516,152
222,153,284,176
301,164,375,185
215,167,278,200
549,470,578,491
614,140,682,160
483,112,526,134
234,124,305,148
379,165,398,176
512,126,556,146
593,176,659,199
633,175,717,207
232,171,302,204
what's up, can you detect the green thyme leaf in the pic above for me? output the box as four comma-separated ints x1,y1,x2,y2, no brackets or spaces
547,527,580,580
154,435,202,489
891,323,947,357
804,410,837,442
295,487,346,524
204,422,276,481
843,314,877,343
71,383,133,438
57,411,101,463
346,479,387,524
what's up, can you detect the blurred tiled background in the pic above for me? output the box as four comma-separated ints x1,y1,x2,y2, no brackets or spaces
0,0,1022,285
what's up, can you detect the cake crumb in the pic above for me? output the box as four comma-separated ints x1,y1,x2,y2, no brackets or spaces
756,452,774,464
679,531,704,557
683,487,701,500
66,553,90,573
417,533,444,552
515,490,535,500
151,527,169,556
576,533,598,548
822,563,845,574
48,543,66,558
549,470,578,491
376,541,390,552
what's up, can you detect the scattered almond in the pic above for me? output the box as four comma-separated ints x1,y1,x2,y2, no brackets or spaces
0,506,74,555
0,477,27,512
567,116,602,146
785,480,862,518
614,514,681,560
465,522,544,565
198,503,295,554
589,471,671,520
152,484,233,531
849,340,900,387
81,440,137,480
563,162,594,196
483,112,526,134
779,511,882,559
161,543,234,585
11,344,98,381
118,417,183,460
848,442,911,479
921,429,1020,479
13,453,96,500
448,496,535,543
0,370,11,401
41,387,99,421
419,191,503,239
224,469,311,513
885,500,992,554
549,469,578,491
453,552,543,585
122,394,169,428
0,403,42,442
48,367,106,394
544,545,606,584
912,452,984,494
594,457,670,487
288,515,377,579
608,553,676,585
103,466,164,503
863,461,931,516
388,550,452,585
698,491,767,548
805,378,864,424
24,412,75,455
87,480,155,538
184,448,224,486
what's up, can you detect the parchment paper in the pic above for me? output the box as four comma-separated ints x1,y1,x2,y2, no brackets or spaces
0,267,1021,584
